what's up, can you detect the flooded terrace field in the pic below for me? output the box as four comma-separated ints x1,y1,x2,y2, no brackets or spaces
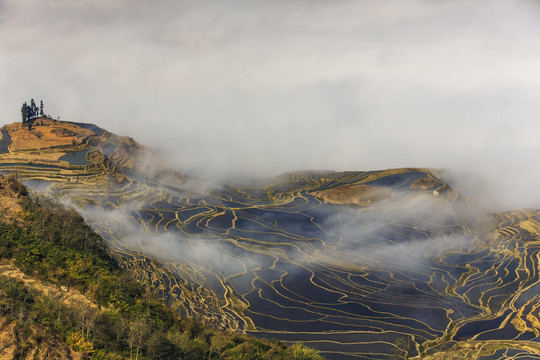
40,168,540,359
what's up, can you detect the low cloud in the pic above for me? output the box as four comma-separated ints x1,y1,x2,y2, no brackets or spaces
46,182,496,307
67,198,269,279
312,190,493,271
2,0,540,209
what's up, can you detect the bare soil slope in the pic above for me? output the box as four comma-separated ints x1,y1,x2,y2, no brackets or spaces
0,175,24,226
0,316,83,360
4,119,94,151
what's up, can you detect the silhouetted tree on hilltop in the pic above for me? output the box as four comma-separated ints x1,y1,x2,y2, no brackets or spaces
20,98,45,125
20,102,28,123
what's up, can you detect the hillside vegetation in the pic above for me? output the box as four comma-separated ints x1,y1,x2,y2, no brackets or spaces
0,175,323,360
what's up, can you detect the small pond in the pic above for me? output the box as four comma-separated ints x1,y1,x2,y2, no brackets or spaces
59,150,90,165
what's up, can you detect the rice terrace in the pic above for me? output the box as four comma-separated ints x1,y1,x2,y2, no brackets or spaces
2,110,540,359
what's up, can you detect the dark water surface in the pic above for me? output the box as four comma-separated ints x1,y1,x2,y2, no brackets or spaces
0,128,11,153
59,150,90,165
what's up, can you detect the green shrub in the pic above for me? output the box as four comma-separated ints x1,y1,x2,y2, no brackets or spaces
291,343,324,360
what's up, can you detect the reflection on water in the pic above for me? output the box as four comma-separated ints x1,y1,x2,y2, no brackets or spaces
0,163,66,169
59,150,90,165
0,128,11,153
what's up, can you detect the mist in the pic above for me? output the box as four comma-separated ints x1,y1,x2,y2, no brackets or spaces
317,190,493,270
2,0,540,210
63,184,492,276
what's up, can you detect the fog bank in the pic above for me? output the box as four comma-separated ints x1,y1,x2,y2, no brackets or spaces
2,0,540,209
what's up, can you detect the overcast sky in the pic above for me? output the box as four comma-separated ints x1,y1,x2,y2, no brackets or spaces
1,0,540,209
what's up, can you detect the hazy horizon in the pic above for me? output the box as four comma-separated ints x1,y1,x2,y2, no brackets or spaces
1,0,540,209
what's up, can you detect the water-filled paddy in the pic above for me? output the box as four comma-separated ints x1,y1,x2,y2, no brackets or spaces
0,162,66,170
59,150,90,165
0,128,11,153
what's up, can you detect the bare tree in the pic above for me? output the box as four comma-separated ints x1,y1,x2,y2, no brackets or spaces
125,316,149,360
72,302,99,340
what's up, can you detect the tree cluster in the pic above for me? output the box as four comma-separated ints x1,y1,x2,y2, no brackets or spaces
20,98,44,125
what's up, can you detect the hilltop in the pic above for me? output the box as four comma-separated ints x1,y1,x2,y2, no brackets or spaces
3,118,94,151
0,118,143,185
